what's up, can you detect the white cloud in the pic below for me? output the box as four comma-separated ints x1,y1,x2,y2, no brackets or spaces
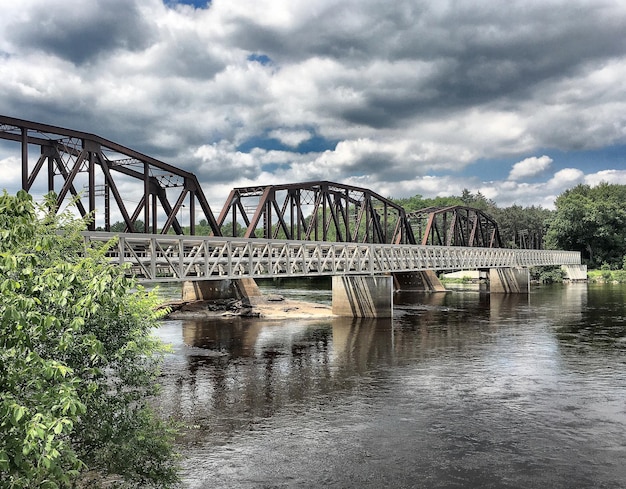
194,141,260,180
508,155,553,181
0,156,21,187
268,129,312,147
2,0,626,215
585,169,626,186
547,168,585,189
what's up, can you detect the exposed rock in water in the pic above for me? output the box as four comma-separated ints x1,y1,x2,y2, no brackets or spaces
163,295,334,320
266,294,285,302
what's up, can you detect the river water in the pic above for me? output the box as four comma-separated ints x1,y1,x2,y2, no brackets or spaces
155,280,626,488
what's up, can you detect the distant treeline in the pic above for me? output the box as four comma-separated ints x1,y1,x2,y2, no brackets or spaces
394,183,626,269
392,189,551,251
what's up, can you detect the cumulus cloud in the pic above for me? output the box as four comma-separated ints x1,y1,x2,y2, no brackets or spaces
508,156,553,181
268,129,312,147
0,156,21,186
5,0,156,65
1,0,626,212
548,168,585,189
585,169,626,186
194,141,262,182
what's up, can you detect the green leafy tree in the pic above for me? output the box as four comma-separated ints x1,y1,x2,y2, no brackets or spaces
0,191,178,488
220,220,247,237
546,183,626,267
393,194,464,213
110,220,146,233
492,205,553,248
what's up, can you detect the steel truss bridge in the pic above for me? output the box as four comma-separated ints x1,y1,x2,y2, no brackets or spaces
408,206,503,248
2,115,582,283
0,115,220,236
85,232,581,283
218,181,414,244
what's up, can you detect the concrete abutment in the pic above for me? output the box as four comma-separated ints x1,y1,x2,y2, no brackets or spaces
488,268,530,294
182,278,262,302
332,275,394,318
561,264,588,281
393,270,447,292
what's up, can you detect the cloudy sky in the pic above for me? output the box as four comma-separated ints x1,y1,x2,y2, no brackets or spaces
1,0,626,211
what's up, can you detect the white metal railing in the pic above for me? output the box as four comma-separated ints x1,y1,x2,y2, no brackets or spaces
82,232,582,283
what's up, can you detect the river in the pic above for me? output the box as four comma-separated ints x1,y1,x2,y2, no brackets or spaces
155,280,626,488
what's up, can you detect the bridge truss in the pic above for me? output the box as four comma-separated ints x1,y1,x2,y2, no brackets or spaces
217,181,415,244
0,115,221,235
84,232,581,283
408,205,503,248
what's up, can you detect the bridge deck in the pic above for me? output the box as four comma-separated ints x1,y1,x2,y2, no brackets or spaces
84,232,581,283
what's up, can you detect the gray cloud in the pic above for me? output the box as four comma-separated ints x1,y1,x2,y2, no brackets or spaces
1,0,626,210
227,0,626,126
7,0,155,65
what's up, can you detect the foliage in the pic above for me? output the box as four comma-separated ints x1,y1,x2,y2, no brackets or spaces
107,220,147,233
459,189,496,211
530,266,566,284
546,183,626,268
393,193,465,213
0,191,178,489
491,205,553,249
588,268,626,284
219,219,246,237
439,274,477,284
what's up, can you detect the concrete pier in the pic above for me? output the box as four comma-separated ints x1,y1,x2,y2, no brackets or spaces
561,264,588,281
182,278,262,301
332,275,393,317
393,270,447,292
489,268,530,294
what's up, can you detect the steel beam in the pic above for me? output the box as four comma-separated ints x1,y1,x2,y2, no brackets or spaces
0,115,221,236
408,205,503,248
81,232,582,283
217,180,415,244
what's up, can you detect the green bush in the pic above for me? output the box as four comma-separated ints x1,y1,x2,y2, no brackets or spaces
611,270,626,283
531,266,566,284
0,191,178,488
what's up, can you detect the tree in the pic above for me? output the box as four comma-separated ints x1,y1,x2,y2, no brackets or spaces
460,189,496,211
492,205,553,249
546,183,626,267
393,193,464,213
110,220,146,233
0,191,178,488
220,220,246,237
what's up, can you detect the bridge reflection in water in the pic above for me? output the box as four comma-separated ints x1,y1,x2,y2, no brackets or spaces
155,285,588,436
151,283,626,489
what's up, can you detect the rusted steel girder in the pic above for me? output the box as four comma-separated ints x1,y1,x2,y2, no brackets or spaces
217,181,415,244
407,205,503,248
515,229,544,250
0,115,220,235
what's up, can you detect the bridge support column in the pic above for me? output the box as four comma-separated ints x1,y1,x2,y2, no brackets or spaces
561,264,588,281
182,278,262,302
332,275,393,318
393,270,447,292
489,268,530,294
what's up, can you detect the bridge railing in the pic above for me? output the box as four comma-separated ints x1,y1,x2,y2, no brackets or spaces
83,232,581,283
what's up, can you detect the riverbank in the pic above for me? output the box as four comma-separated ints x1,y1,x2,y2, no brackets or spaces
161,294,335,320
587,268,626,283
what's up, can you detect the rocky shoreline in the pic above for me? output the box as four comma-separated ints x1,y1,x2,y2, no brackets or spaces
161,294,335,320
